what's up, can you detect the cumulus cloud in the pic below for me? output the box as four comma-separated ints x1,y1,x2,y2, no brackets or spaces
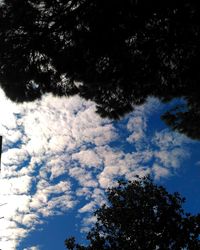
0,89,195,249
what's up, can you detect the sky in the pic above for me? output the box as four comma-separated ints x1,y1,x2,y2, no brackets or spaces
0,88,200,249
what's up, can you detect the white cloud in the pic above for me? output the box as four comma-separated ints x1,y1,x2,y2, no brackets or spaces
0,176,31,195
0,89,195,249
24,246,40,250
152,163,171,180
79,201,96,213
72,150,102,167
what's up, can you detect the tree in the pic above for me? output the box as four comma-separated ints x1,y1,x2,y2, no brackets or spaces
0,0,200,138
65,176,200,250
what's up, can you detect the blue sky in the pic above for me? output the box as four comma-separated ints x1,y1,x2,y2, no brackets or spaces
0,88,200,250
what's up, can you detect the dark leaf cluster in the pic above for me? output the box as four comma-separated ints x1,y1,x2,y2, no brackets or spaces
65,176,200,250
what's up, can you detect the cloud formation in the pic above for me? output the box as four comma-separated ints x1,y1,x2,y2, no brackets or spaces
0,89,194,249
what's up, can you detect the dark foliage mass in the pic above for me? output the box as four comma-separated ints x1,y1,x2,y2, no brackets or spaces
0,0,200,138
65,176,200,250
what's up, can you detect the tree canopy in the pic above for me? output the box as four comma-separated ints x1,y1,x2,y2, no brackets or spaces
0,0,200,138
65,176,200,250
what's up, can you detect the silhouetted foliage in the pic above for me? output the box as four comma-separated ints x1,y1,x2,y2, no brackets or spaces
0,0,200,138
65,176,200,250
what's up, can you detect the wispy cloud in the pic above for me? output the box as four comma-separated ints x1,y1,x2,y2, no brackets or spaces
24,246,40,250
0,89,194,249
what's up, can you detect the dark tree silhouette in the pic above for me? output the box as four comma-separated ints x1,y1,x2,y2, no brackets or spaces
65,176,200,250
0,0,200,138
